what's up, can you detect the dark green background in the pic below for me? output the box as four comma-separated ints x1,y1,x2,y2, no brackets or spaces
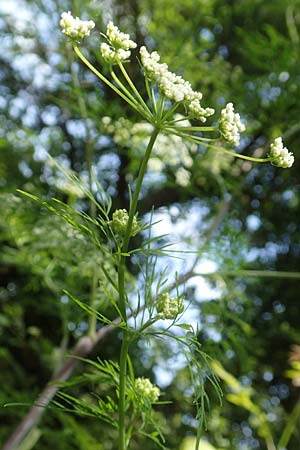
1,0,300,448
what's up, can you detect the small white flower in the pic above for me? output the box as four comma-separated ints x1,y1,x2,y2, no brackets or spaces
100,43,116,63
140,46,214,122
269,137,294,168
106,21,137,50
100,21,137,64
219,102,246,146
175,167,191,187
116,48,131,60
188,98,215,122
60,11,95,40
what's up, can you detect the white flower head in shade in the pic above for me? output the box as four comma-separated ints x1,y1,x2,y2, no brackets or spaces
219,102,246,146
102,115,197,176
140,46,214,122
175,167,191,187
101,21,137,64
269,137,294,168
60,11,95,41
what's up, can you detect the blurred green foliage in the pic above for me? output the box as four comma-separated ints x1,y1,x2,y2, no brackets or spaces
1,0,300,449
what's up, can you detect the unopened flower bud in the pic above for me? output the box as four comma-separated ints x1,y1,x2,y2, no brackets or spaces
111,209,139,237
156,292,184,320
135,377,160,403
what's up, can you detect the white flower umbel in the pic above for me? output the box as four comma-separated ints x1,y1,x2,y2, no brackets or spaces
140,46,214,122
106,21,137,50
219,102,246,146
60,11,95,41
100,43,116,63
269,137,294,168
101,21,137,64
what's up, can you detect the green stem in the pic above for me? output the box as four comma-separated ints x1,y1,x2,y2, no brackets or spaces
167,114,194,124
157,95,166,120
166,127,270,163
110,70,152,122
118,62,153,117
278,400,300,449
172,126,217,132
265,434,277,450
206,142,270,163
73,45,146,116
222,269,300,279
123,128,160,253
192,270,300,280
164,127,218,142
144,76,156,113
118,127,160,450
161,101,180,122
118,332,129,450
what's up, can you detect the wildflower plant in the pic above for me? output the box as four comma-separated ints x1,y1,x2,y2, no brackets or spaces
11,11,295,450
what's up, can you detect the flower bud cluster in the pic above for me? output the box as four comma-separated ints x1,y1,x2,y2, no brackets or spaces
101,21,137,64
135,377,160,403
60,12,95,41
269,137,294,168
140,46,214,122
111,209,140,237
156,292,184,320
219,102,246,146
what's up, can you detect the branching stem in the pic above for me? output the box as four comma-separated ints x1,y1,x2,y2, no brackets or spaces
73,45,148,119
118,127,159,450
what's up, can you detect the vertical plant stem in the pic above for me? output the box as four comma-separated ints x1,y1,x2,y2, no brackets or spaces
123,128,160,252
118,127,159,450
265,435,277,450
278,400,300,449
118,329,129,450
